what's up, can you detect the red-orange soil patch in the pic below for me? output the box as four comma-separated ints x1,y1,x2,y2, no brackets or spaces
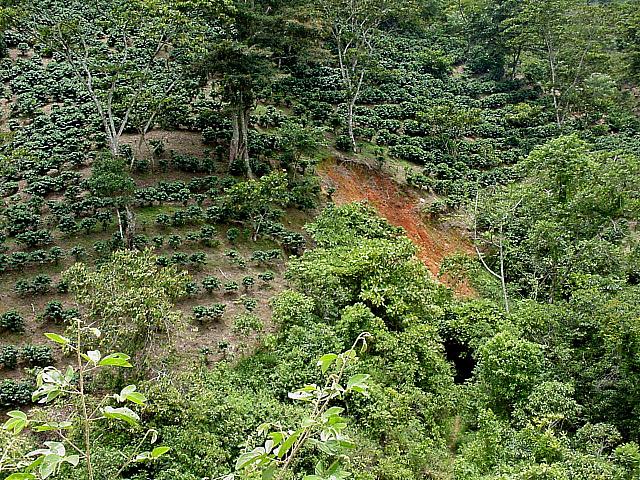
318,160,475,296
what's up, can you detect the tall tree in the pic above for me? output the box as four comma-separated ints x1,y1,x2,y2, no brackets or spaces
202,0,320,177
318,0,400,153
27,0,229,156
207,39,274,178
503,0,613,125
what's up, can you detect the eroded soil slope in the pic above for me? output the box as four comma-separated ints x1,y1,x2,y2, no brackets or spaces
319,159,474,292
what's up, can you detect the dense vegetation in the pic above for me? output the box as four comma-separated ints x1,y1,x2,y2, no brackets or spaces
1,0,640,479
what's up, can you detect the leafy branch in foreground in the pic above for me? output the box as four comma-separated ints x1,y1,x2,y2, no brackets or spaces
0,316,170,480
233,332,372,480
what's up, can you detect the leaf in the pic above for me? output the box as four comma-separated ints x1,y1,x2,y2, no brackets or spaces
102,406,140,425
235,448,266,470
151,446,170,458
261,463,277,480
257,422,271,436
4,410,29,434
322,406,344,420
317,353,337,373
6,474,37,480
117,385,147,405
86,350,101,364
98,353,133,368
33,421,73,432
278,429,301,459
346,374,370,394
64,455,80,467
44,333,70,346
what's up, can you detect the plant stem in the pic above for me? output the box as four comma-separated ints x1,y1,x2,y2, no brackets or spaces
76,317,94,480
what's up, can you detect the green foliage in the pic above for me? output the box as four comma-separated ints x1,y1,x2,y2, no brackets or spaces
0,345,18,369
62,249,190,362
476,135,640,301
305,202,402,248
85,154,135,200
231,313,263,337
192,304,226,323
0,310,25,333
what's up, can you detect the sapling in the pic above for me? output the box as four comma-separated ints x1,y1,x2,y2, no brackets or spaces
0,316,170,479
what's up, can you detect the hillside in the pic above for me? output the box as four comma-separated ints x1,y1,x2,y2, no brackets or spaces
1,1,640,480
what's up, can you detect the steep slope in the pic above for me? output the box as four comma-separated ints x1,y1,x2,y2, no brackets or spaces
318,158,474,294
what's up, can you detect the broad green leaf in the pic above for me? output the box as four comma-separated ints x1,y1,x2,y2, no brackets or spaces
317,353,337,373
117,385,147,405
235,448,266,470
346,374,370,394
44,333,70,346
151,446,170,458
4,410,29,434
278,429,301,459
33,421,73,432
102,406,140,425
6,474,37,480
257,422,271,436
262,462,277,480
98,353,133,368
322,406,344,420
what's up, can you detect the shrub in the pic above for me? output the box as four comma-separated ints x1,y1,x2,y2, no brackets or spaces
15,229,54,248
0,345,19,369
49,246,65,265
15,274,52,297
0,380,33,407
152,236,164,248
156,214,171,228
70,245,87,261
20,344,54,366
192,303,226,323
56,279,69,294
239,296,258,312
224,249,246,268
40,301,78,324
189,252,207,269
0,310,25,333
185,281,200,296
250,250,281,264
170,252,189,265
202,275,221,293
258,271,275,283
199,226,219,248
242,275,255,290
226,227,240,244
224,281,239,293
168,234,183,249
232,313,264,336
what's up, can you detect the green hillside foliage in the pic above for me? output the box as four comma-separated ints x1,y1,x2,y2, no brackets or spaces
1,0,640,479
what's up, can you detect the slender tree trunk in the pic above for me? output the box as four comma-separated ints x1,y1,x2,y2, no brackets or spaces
125,206,136,249
229,104,240,169
347,100,356,153
546,38,562,126
228,97,254,178
240,105,253,178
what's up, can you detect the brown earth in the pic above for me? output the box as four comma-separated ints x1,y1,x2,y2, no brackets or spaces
318,159,475,296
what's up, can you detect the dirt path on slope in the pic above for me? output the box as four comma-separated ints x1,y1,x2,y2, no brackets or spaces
318,159,475,296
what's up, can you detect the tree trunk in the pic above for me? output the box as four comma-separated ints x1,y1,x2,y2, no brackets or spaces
347,100,357,154
240,105,254,179
229,105,240,169
229,101,254,178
